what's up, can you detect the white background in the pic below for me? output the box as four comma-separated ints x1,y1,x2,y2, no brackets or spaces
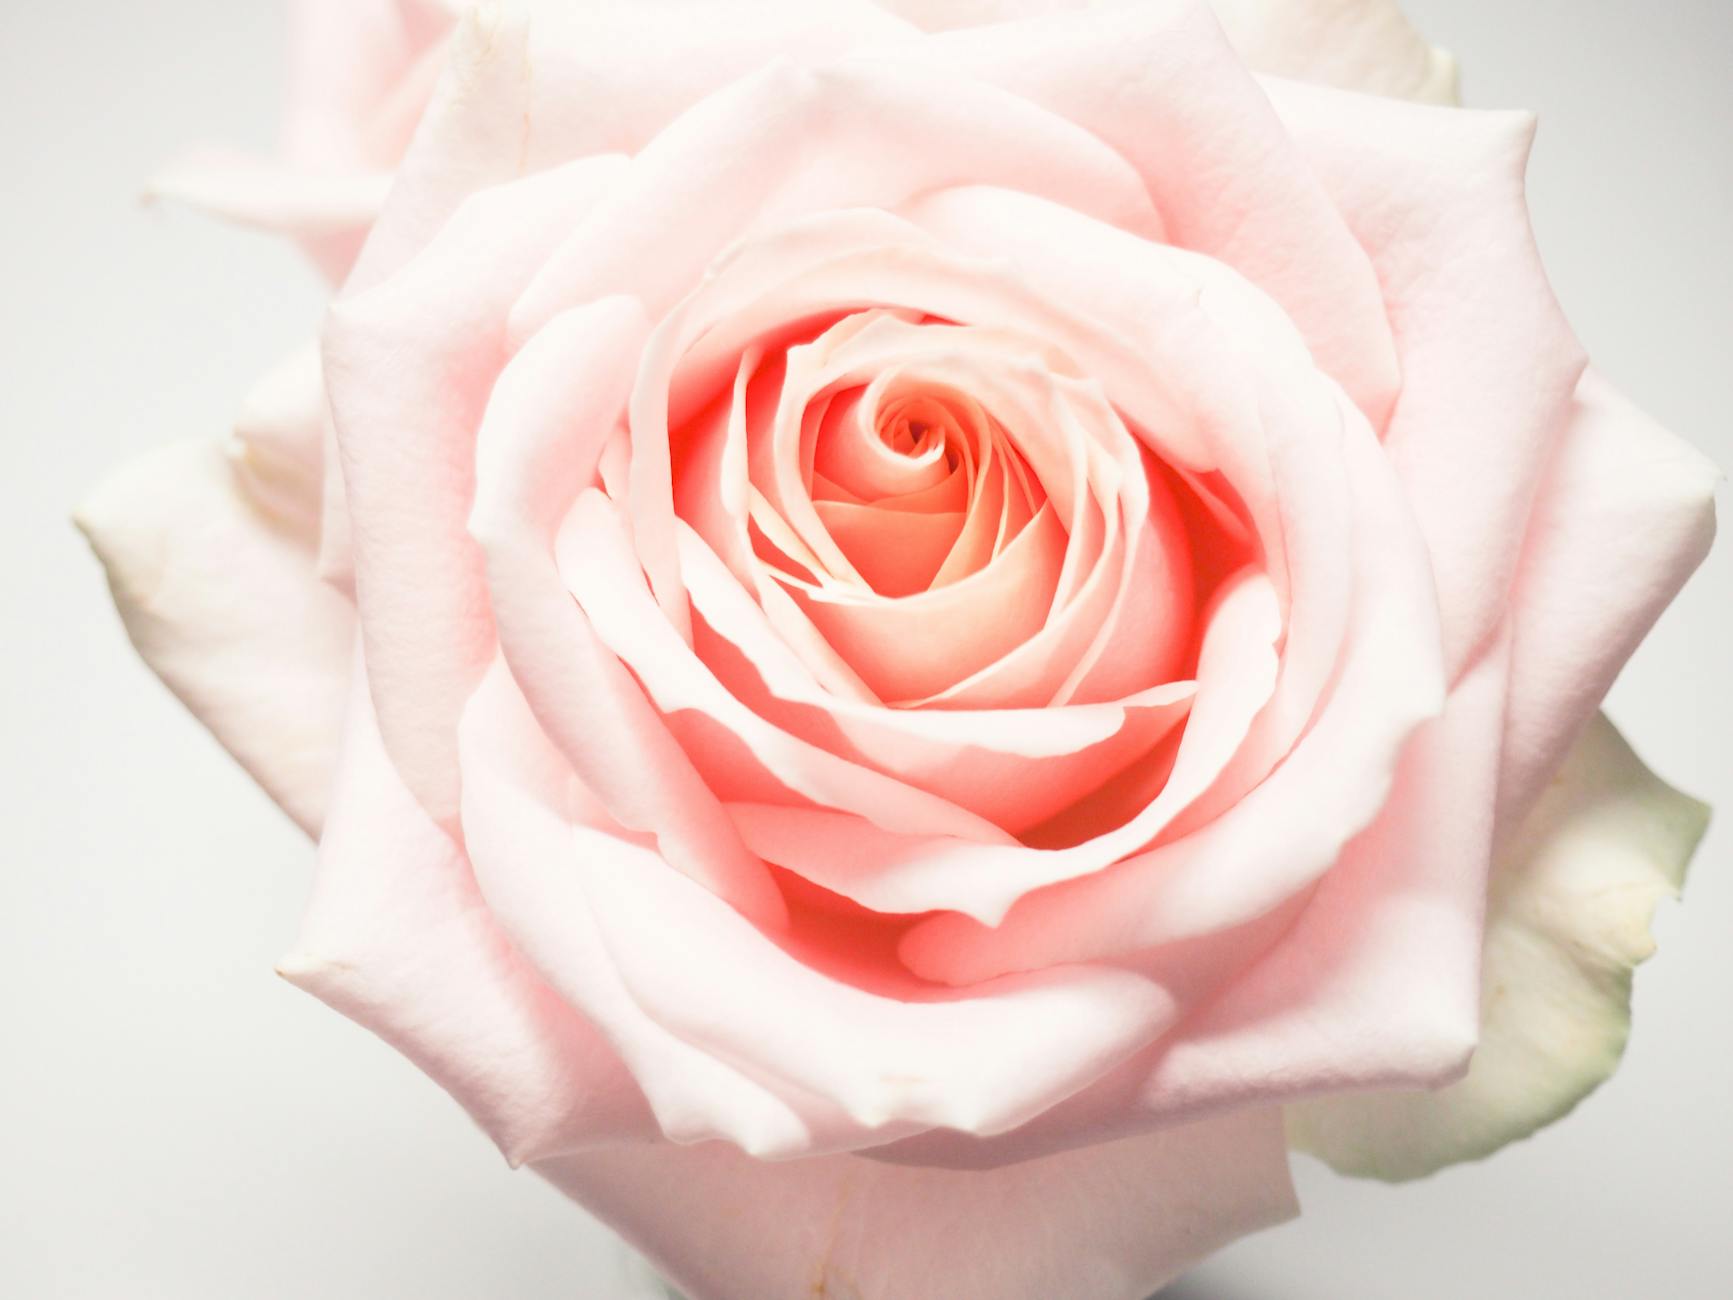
2,2,1727,1296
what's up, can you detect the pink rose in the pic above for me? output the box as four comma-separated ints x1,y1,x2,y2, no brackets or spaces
83,3,1716,1297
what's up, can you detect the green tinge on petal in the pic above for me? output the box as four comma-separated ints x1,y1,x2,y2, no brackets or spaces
1286,712,1709,1182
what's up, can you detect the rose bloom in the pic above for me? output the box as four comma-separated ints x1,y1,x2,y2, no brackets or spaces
83,2,1716,1298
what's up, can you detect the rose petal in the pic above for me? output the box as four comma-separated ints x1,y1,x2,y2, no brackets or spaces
1497,371,1719,827
880,2,1457,104
536,1106,1296,1300
228,343,327,532
1287,713,1709,1180
324,153,626,827
468,298,789,928
456,662,828,1156
281,0,454,172
145,151,391,281
280,663,656,1167
77,435,353,835
1212,0,1458,103
1268,79,1589,676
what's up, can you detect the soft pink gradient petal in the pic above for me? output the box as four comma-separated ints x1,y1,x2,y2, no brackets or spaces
1496,371,1718,827
77,427,353,836
1268,79,1588,677
281,662,655,1166
324,154,626,829
456,662,835,1156
791,503,1067,702
537,1106,1296,1300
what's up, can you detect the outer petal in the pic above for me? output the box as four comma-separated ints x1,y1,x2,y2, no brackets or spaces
1267,80,1588,677
279,0,455,172
1211,0,1458,103
536,1108,1297,1300
1287,713,1710,1180
324,154,628,828
280,662,656,1166
877,1,1457,103
1497,372,1719,826
77,432,353,836
144,152,393,283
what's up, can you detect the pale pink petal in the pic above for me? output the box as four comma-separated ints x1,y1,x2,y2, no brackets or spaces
281,664,656,1167
457,662,827,1156
145,151,391,281
537,1107,1296,1300
1126,631,1506,1119
155,1,450,280
872,0,1099,26
323,154,626,828
1268,79,1589,676
1496,372,1718,826
281,0,455,171
77,437,353,836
